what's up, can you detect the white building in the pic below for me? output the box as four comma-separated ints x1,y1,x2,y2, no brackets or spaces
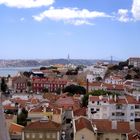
105,76,124,85
129,57,140,68
85,65,108,83
87,95,140,122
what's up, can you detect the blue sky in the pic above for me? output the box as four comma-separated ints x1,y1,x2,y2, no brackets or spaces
0,0,140,60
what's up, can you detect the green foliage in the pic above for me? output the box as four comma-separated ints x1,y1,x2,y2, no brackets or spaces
1,77,7,93
40,67,47,70
66,69,78,75
63,84,86,95
55,88,61,95
17,108,28,126
125,74,132,80
42,87,49,93
23,71,31,78
96,76,102,81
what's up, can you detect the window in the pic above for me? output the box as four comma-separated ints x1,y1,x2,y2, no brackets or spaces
121,113,125,116
104,101,106,103
115,139,119,140
112,113,115,116
96,108,100,111
97,101,100,105
130,113,134,116
91,108,95,114
52,133,56,139
105,138,109,140
131,106,134,109
92,101,94,103
39,133,43,139
32,133,35,139
26,134,30,139
46,133,50,138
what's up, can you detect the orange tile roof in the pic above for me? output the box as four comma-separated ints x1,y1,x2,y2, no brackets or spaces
125,95,140,104
24,120,61,131
9,123,24,134
75,117,93,132
92,120,131,133
74,107,87,117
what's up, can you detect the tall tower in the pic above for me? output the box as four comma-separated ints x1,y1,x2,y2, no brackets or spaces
67,54,70,64
110,56,113,64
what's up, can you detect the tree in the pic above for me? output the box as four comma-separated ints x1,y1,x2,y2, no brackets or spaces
27,81,32,92
23,71,31,78
17,108,28,126
125,74,132,80
1,77,7,93
96,77,102,82
42,87,49,93
63,84,86,95
55,88,61,95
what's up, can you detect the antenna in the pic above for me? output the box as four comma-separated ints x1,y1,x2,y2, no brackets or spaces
111,56,113,64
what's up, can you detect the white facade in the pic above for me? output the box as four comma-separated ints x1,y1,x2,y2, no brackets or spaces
105,76,124,85
87,95,140,122
85,65,108,83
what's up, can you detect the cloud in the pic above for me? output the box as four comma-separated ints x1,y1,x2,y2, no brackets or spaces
65,19,94,26
33,7,110,25
117,9,130,22
131,0,140,20
0,0,54,8
20,17,25,21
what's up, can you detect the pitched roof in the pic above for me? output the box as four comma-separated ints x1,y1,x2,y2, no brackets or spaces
74,107,87,117
9,123,24,134
125,95,140,104
75,117,93,132
24,120,61,131
92,120,131,134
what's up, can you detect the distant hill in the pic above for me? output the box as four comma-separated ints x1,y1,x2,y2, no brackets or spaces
0,59,119,68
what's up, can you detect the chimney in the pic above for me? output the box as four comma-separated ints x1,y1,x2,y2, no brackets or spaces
114,94,117,102
112,120,117,129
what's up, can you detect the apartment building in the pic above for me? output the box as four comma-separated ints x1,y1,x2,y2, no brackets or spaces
129,57,140,68
87,95,140,122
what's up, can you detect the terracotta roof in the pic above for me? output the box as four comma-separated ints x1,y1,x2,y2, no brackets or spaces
125,95,140,104
128,131,140,140
74,107,87,117
24,120,61,131
9,123,24,134
109,98,127,104
29,105,61,114
135,122,140,132
75,117,93,132
4,105,16,110
55,97,74,105
92,120,131,133
89,96,108,102
103,83,124,91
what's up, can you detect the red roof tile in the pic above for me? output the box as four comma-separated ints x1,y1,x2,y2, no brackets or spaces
75,117,93,132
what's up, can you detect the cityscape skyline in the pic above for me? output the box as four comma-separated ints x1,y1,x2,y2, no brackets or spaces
0,0,140,60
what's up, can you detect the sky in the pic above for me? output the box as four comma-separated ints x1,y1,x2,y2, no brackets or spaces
0,0,140,60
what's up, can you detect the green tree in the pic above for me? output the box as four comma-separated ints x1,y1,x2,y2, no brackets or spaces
17,108,28,126
1,77,7,93
96,77,102,81
63,84,86,95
